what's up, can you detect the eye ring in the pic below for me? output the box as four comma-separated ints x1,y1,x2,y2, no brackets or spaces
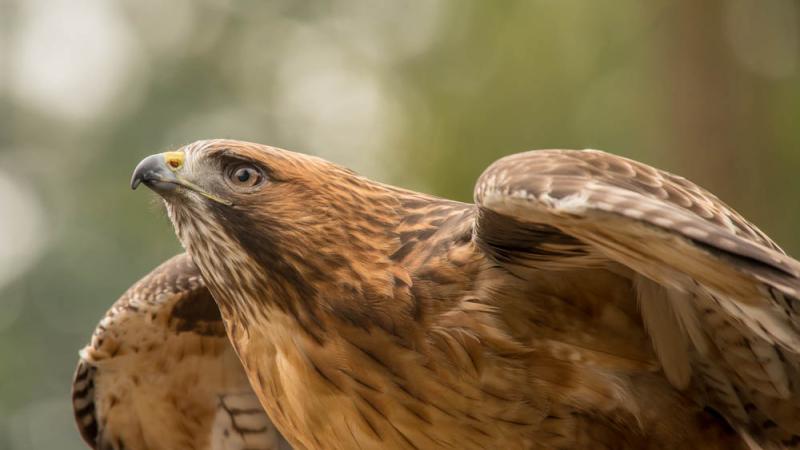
226,163,265,189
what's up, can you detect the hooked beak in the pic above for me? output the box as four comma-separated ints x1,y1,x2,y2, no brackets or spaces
131,152,233,206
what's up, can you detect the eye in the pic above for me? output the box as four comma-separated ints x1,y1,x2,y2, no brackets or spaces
226,164,264,189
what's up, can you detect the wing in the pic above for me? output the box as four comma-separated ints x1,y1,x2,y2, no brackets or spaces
72,253,291,450
474,149,800,446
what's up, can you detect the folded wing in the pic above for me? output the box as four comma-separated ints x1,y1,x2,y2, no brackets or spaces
72,253,291,450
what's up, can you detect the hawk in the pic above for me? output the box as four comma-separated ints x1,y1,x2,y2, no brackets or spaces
128,139,800,449
72,253,291,450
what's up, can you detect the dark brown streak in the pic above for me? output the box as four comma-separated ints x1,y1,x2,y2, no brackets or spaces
358,391,388,422
340,368,382,392
388,422,420,450
393,382,437,411
347,339,402,379
207,201,320,312
403,403,433,426
309,359,344,393
492,416,534,427
390,241,417,263
344,421,366,450
355,406,383,441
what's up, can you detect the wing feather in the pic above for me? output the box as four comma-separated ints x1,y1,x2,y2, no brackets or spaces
634,275,693,388
72,253,291,450
474,149,800,445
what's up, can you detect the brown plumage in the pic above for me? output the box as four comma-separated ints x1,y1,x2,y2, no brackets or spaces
72,253,291,450
128,139,800,449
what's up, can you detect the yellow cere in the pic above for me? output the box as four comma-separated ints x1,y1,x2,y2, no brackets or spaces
164,151,185,171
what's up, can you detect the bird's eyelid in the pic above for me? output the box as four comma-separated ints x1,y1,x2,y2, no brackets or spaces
214,151,279,181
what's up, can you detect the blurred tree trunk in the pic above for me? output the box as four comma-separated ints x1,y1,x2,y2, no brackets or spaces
658,0,769,215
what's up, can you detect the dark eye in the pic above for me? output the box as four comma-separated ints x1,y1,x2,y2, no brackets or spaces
227,164,264,189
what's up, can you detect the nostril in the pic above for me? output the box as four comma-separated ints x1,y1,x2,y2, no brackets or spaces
164,151,185,170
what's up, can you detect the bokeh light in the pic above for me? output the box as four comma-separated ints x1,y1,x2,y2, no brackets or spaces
10,0,145,123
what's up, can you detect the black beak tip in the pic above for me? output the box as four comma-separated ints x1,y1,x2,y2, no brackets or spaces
131,154,171,192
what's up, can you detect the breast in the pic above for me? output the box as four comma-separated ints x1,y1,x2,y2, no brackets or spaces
233,308,548,450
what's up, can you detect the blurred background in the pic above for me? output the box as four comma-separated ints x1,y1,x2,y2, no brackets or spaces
1,0,799,448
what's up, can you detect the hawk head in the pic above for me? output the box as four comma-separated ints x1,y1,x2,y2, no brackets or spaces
131,139,405,327
131,139,365,227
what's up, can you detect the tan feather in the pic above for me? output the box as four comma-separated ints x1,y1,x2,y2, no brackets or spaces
635,275,692,389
